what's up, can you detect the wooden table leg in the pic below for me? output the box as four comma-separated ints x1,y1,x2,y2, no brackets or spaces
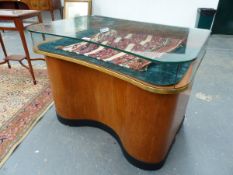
50,10,55,21
6,60,11,68
37,13,45,41
37,13,43,23
14,18,37,85
0,33,7,56
0,32,11,68
59,7,63,19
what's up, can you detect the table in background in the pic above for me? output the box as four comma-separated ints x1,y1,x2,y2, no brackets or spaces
0,9,44,84
0,0,62,21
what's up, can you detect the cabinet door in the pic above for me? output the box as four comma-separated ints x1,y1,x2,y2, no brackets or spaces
39,0,50,10
30,0,50,10
20,0,30,8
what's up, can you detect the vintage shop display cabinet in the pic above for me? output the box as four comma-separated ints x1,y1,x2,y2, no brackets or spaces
27,16,210,170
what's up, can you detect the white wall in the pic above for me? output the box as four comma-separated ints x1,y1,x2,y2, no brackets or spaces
92,0,219,27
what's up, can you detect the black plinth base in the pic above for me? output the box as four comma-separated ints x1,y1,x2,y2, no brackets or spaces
57,113,184,170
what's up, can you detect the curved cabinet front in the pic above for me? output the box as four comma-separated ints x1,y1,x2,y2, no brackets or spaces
45,56,191,170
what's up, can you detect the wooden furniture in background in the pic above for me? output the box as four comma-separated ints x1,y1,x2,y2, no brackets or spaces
0,0,62,20
64,0,92,19
0,32,11,68
0,32,27,68
0,9,44,84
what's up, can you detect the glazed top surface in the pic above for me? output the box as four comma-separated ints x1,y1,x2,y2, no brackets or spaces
27,16,210,63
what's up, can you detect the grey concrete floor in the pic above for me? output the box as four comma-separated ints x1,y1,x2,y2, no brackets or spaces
1,13,233,175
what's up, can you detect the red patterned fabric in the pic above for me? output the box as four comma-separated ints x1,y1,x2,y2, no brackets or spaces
62,31,184,71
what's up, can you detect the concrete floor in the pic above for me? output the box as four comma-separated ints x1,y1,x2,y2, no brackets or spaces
0,12,233,175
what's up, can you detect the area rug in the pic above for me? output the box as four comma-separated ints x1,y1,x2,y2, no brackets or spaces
0,64,53,167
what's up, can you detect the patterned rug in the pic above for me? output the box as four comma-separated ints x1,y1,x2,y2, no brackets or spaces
0,64,53,167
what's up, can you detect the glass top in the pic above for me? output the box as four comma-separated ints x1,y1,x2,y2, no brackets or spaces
27,16,210,63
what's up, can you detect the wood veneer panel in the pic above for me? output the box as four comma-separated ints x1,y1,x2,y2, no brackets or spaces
45,56,191,165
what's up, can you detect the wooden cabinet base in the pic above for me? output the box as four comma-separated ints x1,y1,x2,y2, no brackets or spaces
57,114,185,170
46,56,192,170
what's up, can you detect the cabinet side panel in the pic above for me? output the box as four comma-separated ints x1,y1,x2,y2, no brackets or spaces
45,56,190,163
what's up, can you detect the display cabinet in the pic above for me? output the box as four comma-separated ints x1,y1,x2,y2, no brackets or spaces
27,16,210,170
